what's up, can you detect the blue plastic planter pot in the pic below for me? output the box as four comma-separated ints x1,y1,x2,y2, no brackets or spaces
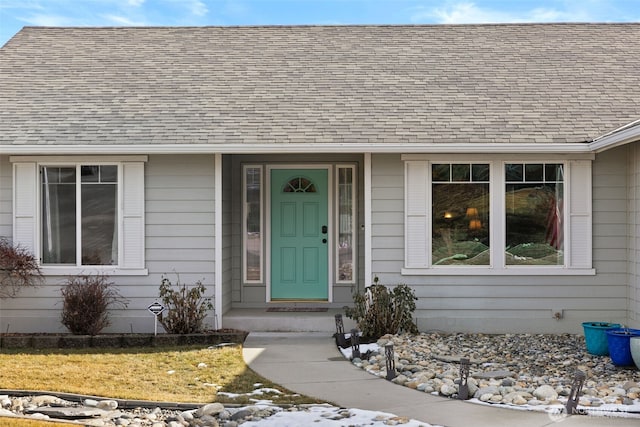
582,322,621,356
605,328,640,366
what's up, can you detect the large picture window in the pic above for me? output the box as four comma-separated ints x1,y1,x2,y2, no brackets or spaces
403,156,592,274
505,163,564,265
41,165,118,266
432,163,490,266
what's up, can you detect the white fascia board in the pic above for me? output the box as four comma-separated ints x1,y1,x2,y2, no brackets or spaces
590,123,640,153
1,142,592,155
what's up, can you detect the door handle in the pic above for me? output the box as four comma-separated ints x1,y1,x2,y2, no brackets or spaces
321,225,328,234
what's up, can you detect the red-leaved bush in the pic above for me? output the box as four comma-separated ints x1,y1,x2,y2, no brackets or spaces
0,238,43,298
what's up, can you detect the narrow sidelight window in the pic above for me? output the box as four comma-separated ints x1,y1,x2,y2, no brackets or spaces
337,166,356,282
244,165,263,282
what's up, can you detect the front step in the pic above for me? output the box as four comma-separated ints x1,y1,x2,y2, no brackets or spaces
222,308,356,333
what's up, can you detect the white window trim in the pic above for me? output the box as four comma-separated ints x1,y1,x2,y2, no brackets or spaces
402,156,595,276
11,156,147,276
335,164,357,284
242,164,263,284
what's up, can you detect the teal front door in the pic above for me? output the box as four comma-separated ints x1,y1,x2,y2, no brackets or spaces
271,168,329,300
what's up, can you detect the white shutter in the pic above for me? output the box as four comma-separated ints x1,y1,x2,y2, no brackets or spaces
405,161,429,268
568,160,592,269
121,162,145,269
13,162,37,254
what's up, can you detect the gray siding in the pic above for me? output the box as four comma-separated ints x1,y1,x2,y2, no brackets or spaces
112,154,217,332
221,155,233,318
371,154,405,277
627,145,640,328
370,153,629,333
0,154,217,333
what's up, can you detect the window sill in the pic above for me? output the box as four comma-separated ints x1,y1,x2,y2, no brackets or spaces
40,267,149,276
401,267,596,276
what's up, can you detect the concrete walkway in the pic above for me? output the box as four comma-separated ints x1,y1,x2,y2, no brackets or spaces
243,332,639,427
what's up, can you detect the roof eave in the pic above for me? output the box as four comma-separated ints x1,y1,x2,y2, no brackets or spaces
0,142,593,156
590,119,640,153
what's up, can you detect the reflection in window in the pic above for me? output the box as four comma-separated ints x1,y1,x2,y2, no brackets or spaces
337,167,355,282
81,166,118,265
42,167,76,264
432,164,490,265
244,166,262,282
505,163,564,265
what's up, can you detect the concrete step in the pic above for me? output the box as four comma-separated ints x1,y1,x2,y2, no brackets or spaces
222,308,356,333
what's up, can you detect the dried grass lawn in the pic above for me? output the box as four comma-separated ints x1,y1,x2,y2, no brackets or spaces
0,344,322,405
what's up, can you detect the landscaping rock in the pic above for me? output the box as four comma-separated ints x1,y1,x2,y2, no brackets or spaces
533,385,558,401
351,332,640,410
196,402,225,417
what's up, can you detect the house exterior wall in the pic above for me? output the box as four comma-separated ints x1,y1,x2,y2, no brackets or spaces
370,152,629,333
0,154,218,333
592,147,631,327
627,144,640,328
1,149,635,333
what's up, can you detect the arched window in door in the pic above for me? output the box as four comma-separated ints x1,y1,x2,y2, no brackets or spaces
283,176,317,193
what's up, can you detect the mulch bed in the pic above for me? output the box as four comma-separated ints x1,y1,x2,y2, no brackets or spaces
0,329,249,349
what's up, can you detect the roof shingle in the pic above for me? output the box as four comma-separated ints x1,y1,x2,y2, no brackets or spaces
1,24,639,146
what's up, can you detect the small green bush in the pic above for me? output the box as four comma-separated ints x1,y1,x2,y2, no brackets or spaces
345,277,418,338
158,274,213,334
60,274,128,335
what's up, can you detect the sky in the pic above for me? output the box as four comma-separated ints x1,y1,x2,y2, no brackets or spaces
1,0,639,46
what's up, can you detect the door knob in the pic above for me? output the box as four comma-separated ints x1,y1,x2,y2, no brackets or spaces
321,225,328,234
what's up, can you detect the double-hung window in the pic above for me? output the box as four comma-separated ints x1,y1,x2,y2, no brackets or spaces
41,165,118,266
11,156,147,273
403,156,593,274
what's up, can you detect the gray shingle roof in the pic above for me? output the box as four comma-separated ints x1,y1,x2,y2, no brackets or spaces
1,24,639,146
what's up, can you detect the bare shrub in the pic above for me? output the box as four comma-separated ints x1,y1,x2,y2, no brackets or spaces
60,274,128,335
0,238,43,298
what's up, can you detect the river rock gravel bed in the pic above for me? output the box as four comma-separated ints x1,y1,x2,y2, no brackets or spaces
0,395,425,426
349,333,640,415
